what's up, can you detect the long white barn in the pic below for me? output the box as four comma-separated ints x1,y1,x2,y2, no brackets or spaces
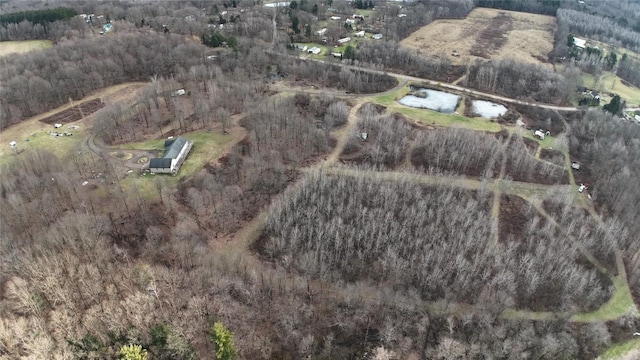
149,136,193,175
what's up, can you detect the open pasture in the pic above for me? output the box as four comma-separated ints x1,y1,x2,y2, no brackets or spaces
400,8,556,66
0,40,51,57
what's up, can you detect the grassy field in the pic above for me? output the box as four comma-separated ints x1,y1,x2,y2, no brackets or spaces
598,339,640,360
0,40,51,57
119,128,243,199
571,275,639,322
373,87,501,132
582,72,640,108
400,8,556,66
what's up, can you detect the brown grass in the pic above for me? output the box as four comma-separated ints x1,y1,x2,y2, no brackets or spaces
400,8,556,67
0,40,51,57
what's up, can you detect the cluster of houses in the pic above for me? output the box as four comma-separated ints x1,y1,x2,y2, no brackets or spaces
577,86,600,100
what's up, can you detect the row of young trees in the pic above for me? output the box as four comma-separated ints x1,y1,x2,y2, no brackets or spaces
343,103,414,168
261,171,611,313
344,104,566,183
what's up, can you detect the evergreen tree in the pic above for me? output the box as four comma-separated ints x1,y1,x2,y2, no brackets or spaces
343,45,356,60
291,17,300,34
603,95,622,115
118,344,147,360
210,322,237,360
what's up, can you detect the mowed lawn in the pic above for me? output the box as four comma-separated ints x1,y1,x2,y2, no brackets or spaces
582,72,640,108
0,40,51,57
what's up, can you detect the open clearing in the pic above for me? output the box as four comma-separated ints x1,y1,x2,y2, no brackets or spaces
400,8,556,66
0,40,52,57
0,82,145,161
582,72,640,108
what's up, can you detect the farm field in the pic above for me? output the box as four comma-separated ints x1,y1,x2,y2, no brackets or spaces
0,39,51,56
400,8,556,66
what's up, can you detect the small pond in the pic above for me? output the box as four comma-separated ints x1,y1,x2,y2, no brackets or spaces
472,100,507,119
398,88,460,114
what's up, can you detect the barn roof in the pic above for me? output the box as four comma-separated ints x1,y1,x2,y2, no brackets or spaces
163,136,188,159
149,158,172,169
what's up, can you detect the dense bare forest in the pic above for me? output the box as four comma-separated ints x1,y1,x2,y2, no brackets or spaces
465,59,576,104
568,109,640,299
260,172,611,312
557,8,640,53
1,0,640,358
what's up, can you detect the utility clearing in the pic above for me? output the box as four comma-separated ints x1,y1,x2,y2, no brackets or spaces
401,8,556,66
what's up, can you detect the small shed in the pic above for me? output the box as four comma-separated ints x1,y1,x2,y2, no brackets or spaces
9,141,17,148
354,30,365,37
307,47,321,55
372,33,383,40
573,37,586,49
571,162,580,170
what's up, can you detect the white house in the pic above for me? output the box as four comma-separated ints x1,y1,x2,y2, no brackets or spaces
398,13,407,18
331,52,342,58
345,18,355,25
372,33,383,40
149,136,193,175
338,37,351,44
307,47,321,55
330,16,341,20
354,30,365,37
316,28,327,36
534,130,545,140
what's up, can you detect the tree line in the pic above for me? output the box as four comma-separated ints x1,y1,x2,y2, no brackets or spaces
465,59,576,104
0,7,77,26
0,31,207,130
